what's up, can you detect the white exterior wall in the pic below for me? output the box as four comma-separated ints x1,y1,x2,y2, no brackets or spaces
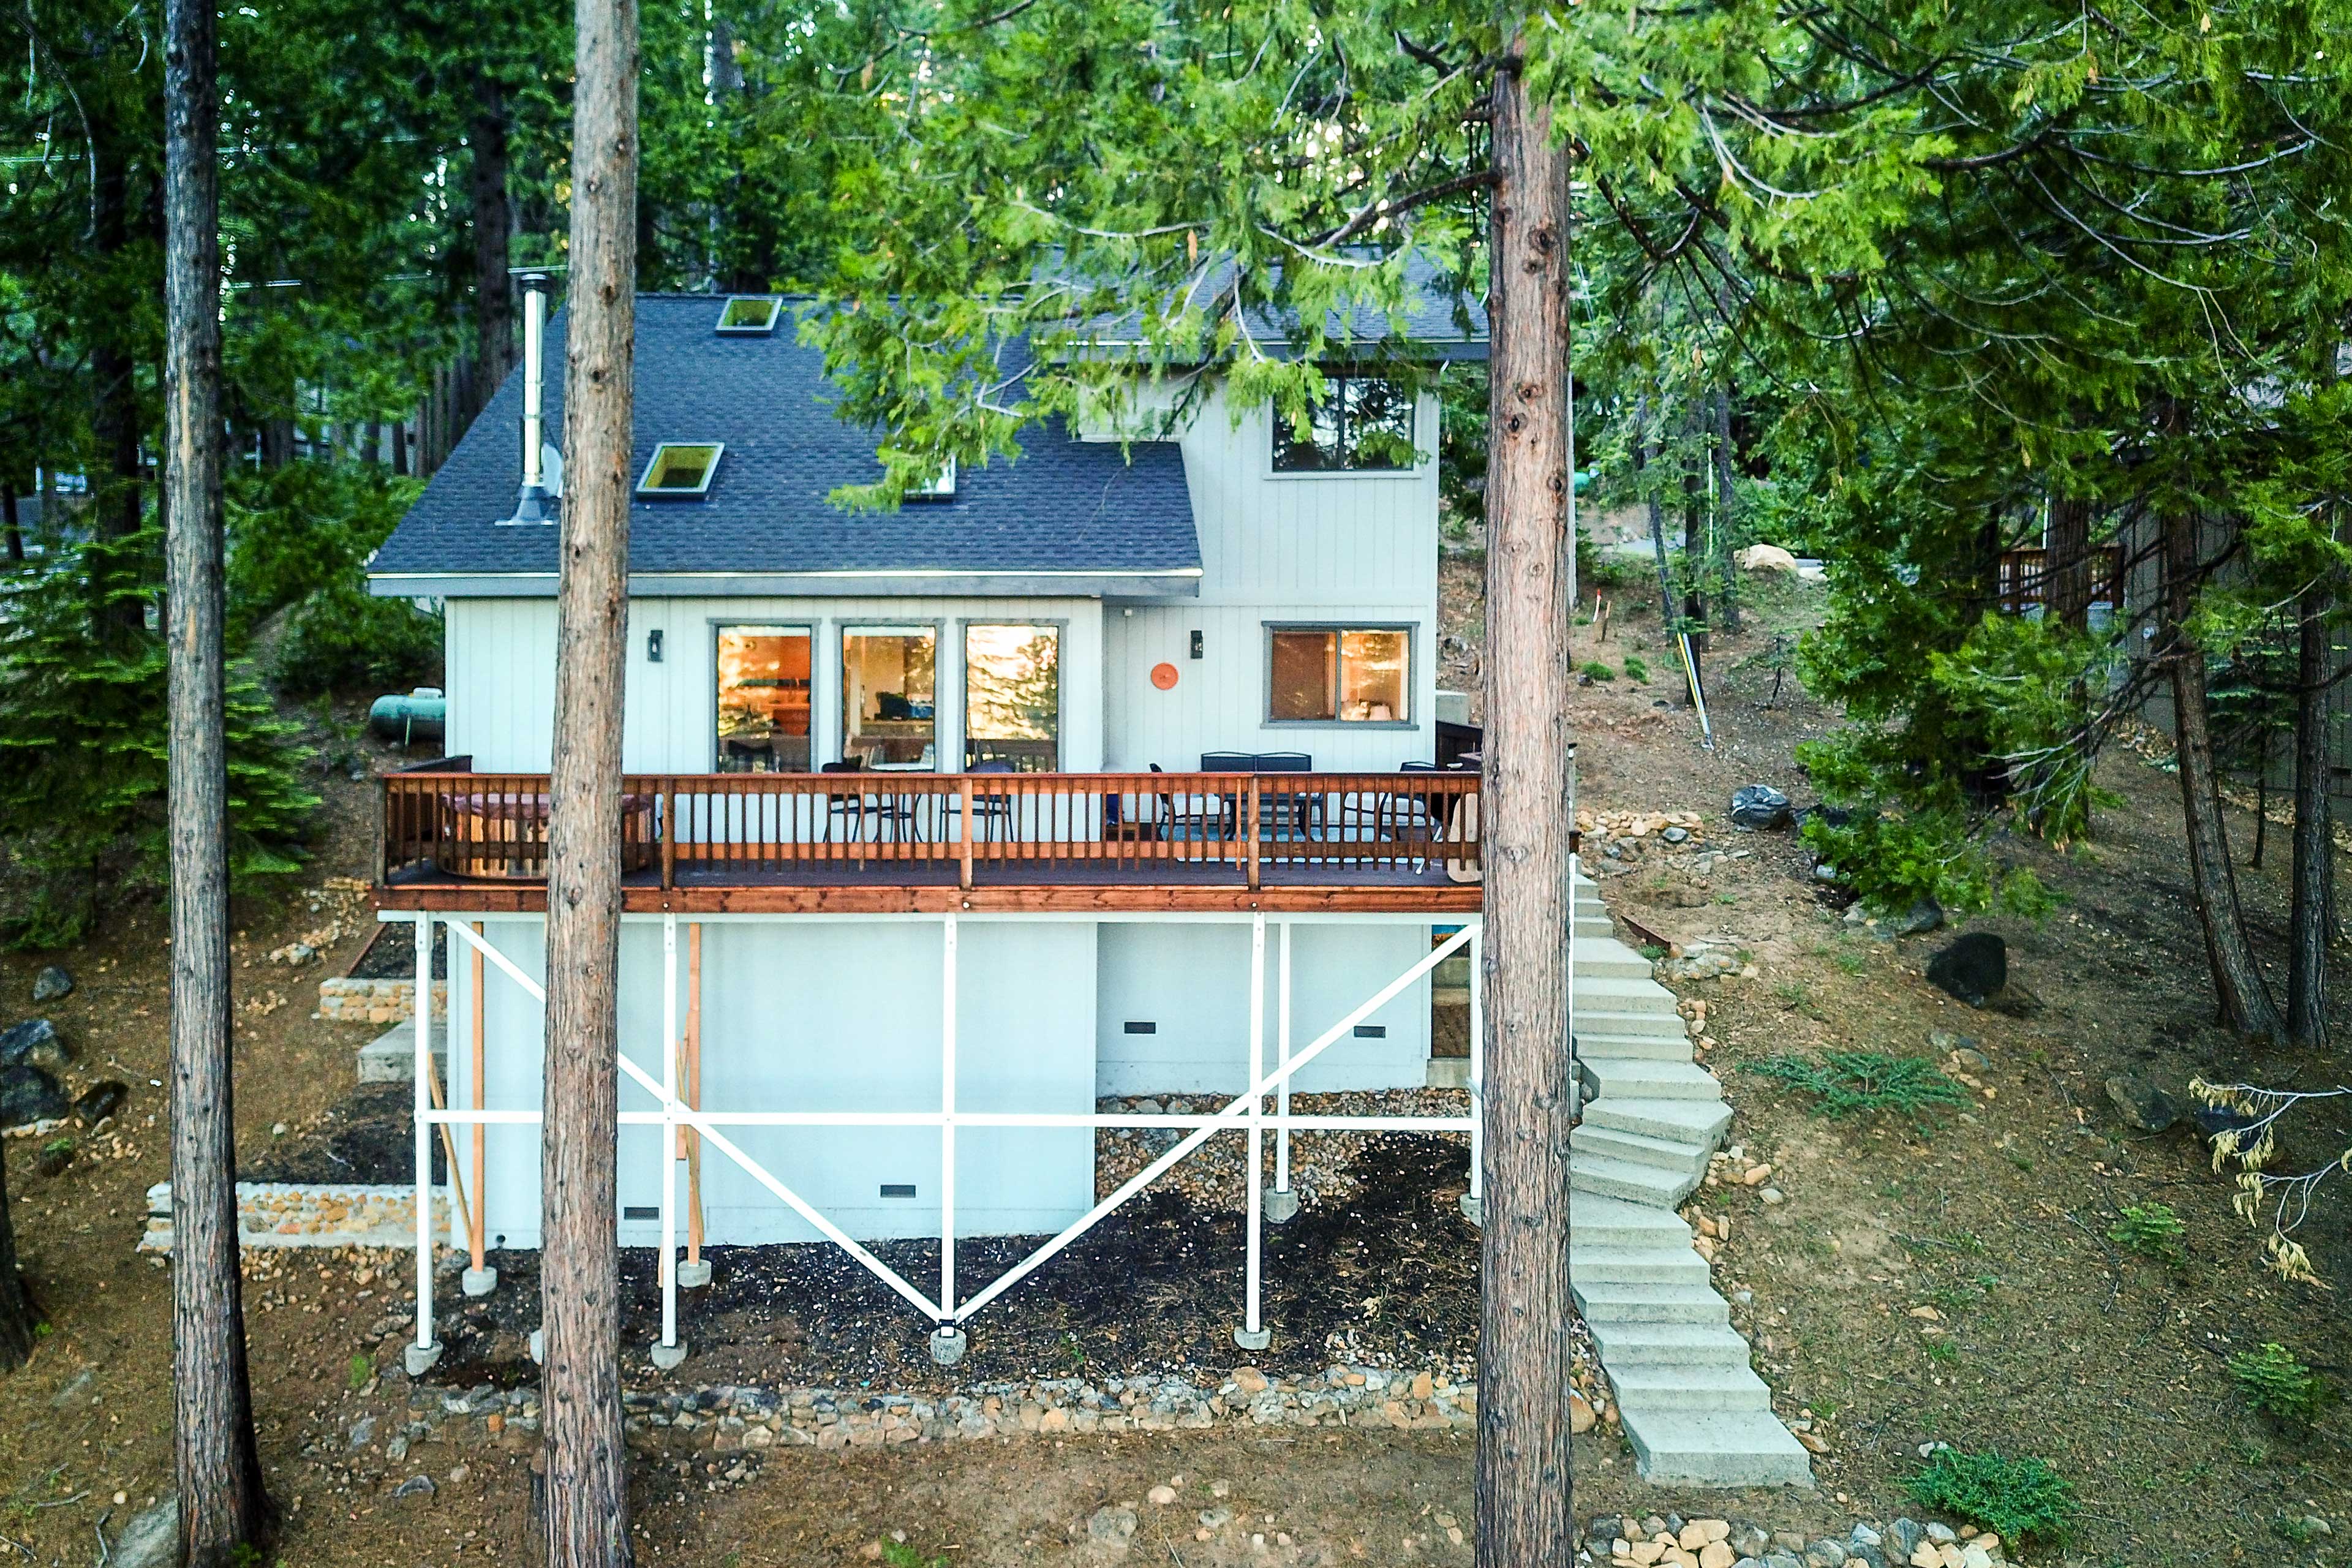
445,595,1104,775
1100,381,1442,771
451,915,1099,1250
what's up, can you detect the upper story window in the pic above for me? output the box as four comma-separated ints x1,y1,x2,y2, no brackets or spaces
1272,372,1417,472
964,623,1060,771
716,625,812,773
1267,626,1412,724
637,443,723,499
716,295,782,335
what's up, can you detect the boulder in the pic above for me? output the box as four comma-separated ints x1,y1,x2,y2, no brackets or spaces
2105,1074,2185,1134
108,1498,180,1568
75,1080,130,1125
0,1065,70,1130
0,1018,66,1072
1738,543,1800,573
1924,933,2006,1008
1883,897,1944,938
1729,785,1795,831
31,966,72,1003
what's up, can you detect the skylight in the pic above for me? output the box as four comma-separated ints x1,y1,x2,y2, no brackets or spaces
636,443,724,499
715,295,782,335
910,457,957,500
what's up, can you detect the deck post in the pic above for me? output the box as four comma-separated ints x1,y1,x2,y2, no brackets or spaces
680,921,708,1286
931,914,967,1366
653,913,685,1367
407,911,441,1374
1267,919,1298,1224
1245,778,1262,891
1235,911,1270,1350
1464,918,1485,1223
461,921,497,1296
959,779,974,890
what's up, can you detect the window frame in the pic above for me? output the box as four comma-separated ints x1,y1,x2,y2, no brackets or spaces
960,619,1067,772
838,619,946,771
710,622,815,774
1266,372,1423,477
635,442,725,500
715,295,783,336
1261,622,1418,729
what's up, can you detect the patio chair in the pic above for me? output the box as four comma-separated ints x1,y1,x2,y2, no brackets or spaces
968,760,1017,842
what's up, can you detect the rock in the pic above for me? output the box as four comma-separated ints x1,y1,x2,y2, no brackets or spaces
1662,826,1691,844
75,1080,129,1125
1847,1548,1888,1568
393,1474,435,1499
2193,1102,2260,1142
1888,1521,1923,1558
1883,898,1943,938
0,1019,67,1072
0,1064,69,1129
1738,544,1800,573
108,1497,181,1568
1147,1485,1178,1507
1198,1507,1234,1530
2105,1074,2185,1133
1729,785,1795,831
34,1140,70,1177
1924,933,2006,1008
1923,1525,1955,1545
1758,1188,1785,1205
31,967,72,1003
1569,1390,1596,1433
1926,1031,1974,1055
1087,1506,1138,1544
1230,1366,1268,1395
1700,1545,1736,1568
1804,1542,1848,1567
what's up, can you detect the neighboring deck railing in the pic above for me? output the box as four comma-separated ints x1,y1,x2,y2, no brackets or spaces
379,769,1482,891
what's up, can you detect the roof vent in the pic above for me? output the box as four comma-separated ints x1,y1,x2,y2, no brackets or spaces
499,271,561,525
716,295,782,336
636,443,724,500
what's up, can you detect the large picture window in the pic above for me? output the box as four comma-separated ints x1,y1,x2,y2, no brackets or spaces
1267,627,1411,724
963,624,1061,771
715,626,811,772
1271,373,1417,472
842,626,938,769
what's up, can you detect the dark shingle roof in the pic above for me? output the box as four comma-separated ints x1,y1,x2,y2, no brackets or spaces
368,296,1203,595
1072,251,1490,361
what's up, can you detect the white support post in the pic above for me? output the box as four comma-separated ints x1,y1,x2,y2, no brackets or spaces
653,914,684,1368
1267,919,1298,1225
931,916,966,1366
1236,913,1270,1351
407,912,440,1376
1464,918,1485,1224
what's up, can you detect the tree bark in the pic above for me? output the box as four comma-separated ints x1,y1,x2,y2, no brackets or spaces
2288,582,2332,1045
470,69,518,408
1680,399,1707,656
2163,497,2285,1039
0,1139,36,1371
4,488,23,564
164,0,274,1558
538,0,638,1559
1476,45,1574,1568
2048,492,2094,630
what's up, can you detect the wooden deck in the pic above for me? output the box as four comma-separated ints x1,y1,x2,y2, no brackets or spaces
375,767,1485,914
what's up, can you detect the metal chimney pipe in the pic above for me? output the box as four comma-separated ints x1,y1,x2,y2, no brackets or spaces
502,270,557,525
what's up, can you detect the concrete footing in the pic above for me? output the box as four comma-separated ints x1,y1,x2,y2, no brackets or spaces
1458,1193,1482,1226
650,1340,688,1371
1265,1188,1300,1224
929,1327,968,1367
404,1340,443,1377
676,1259,712,1289
528,1329,543,1365
1232,1325,1270,1351
461,1267,498,1298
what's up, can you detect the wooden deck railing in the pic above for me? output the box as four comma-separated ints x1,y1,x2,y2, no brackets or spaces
379,769,1482,891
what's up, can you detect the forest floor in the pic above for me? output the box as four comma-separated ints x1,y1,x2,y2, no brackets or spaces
0,565,2348,1567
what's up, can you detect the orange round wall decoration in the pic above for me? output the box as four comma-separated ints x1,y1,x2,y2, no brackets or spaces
1150,662,1180,690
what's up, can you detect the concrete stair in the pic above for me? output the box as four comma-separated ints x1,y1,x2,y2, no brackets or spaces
1570,870,1812,1488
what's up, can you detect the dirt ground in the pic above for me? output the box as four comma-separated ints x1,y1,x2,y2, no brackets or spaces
3,578,2350,1566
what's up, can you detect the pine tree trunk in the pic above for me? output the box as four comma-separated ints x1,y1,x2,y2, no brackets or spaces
0,1140,36,1371
2288,582,2332,1044
1476,45,1574,1568
2048,493,2093,630
538,0,638,1560
2163,499,2284,1038
164,0,274,1556
470,70,518,406
1680,401,1707,657
4,488,23,564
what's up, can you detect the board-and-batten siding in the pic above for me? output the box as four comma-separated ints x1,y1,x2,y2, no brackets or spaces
444,595,1104,775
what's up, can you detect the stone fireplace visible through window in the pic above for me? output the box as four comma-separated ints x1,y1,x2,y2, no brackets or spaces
842,626,938,768
715,626,811,772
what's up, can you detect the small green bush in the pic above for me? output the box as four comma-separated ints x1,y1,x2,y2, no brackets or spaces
273,580,443,699
1909,1449,2076,1547
348,1352,375,1390
2108,1203,2185,1264
1623,654,1649,682
1749,1051,1970,1125
1581,661,1616,682
2230,1343,2330,1429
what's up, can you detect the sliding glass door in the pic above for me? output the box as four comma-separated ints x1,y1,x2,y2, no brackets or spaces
841,625,938,769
